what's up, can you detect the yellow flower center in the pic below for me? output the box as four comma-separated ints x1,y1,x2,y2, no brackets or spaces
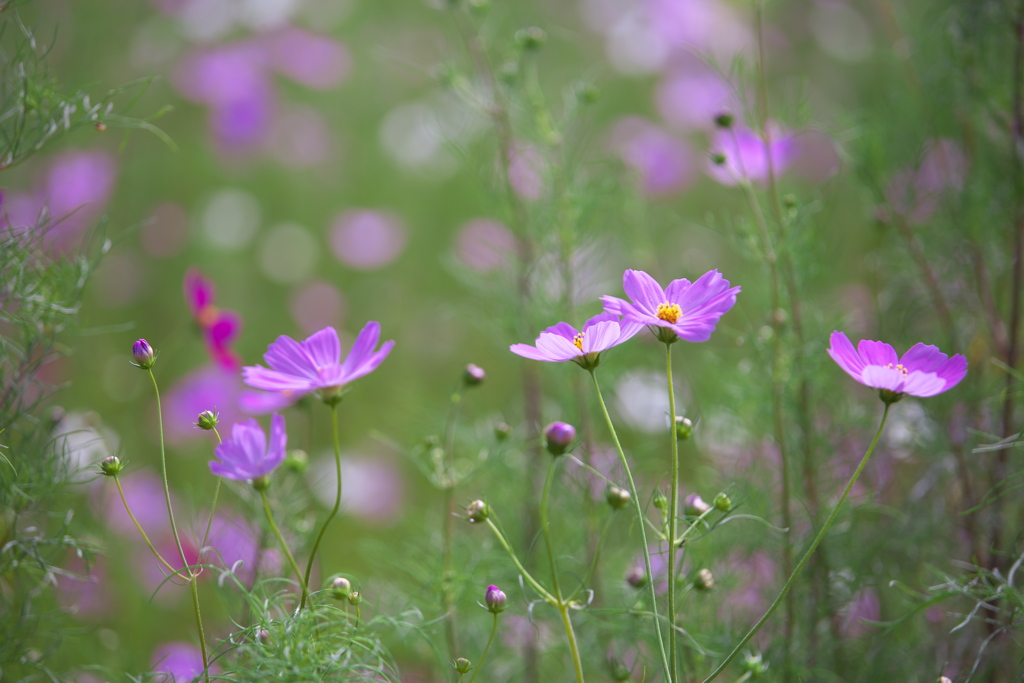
573,333,585,351
886,362,908,375
656,303,682,324
197,305,220,328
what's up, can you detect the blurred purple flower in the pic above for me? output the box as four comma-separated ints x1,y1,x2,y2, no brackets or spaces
329,210,407,269
610,117,693,195
290,280,346,335
164,365,247,444
510,312,641,369
209,413,287,481
628,543,685,595
309,453,405,524
203,515,262,584
95,468,171,536
455,218,516,272
656,65,736,131
184,268,243,371
836,588,881,638
706,125,796,186
266,27,350,90
883,138,967,225
602,269,740,342
507,143,546,201
720,550,777,632
151,642,214,682
56,555,111,618
243,323,394,396
827,331,968,398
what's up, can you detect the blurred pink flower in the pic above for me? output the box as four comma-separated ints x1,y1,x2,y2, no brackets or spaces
203,515,263,585
290,280,347,335
707,125,797,186
151,641,216,681
309,453,405,524
836,588,881,638
656,65,736,131
95,469,172,536
329,210,407,269
883,138,967,225
266,27,351,89
184,268,243,371
507,143,547,201
610,117,693,195
455,218,516,272
56,555,111,618
164,365,248,444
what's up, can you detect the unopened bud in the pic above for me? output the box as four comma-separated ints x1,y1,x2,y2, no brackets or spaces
251,475,271,491
625,565,648,588
653,490,668,510
575,82,600,105
467,499,489,523
711,152,727,166
331,576,352,600
544,421,576,456
674,416,693,441
515,26,547,50
783,194,798,210
494,422,512,441
463,363,486,386
606,486,631,510
195,410,218,431
742,652,768,677
714,492,733,512
132,339,156,369
100,455,123,476
684,493,711,517
256,629,270,643
937,678,952,683
284,449,309,473
95,122,107,132
348,590,362,606
454,658,472,674
497,61,519,85
694,568,715,591
713,110,734,128
485,584,507,613
607,658,631,681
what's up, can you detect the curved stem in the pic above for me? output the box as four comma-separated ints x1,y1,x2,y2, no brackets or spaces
199,427,224,563
567,512,615,602
590,370,672,682
702,403,891,682
302,402,342,609
112,475,183,579
261,489,309,607
147,368,208,676
467,612,500,683
665,344,680,683
484,516,555,604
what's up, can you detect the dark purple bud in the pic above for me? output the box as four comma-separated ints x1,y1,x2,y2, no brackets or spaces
625,565,648,588
132,339,155,369
684,493,711,517
544,421,576,456
463,363,486,387
485,584,507,613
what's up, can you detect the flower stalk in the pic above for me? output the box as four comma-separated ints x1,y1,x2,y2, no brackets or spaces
302,402,342,609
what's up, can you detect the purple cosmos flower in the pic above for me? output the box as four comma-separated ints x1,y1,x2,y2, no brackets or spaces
827,331,967,401
485,584,507,613
601,269,740,343
509,313,641,370
706,125,796,186
243,323,394,401
209,413,287,482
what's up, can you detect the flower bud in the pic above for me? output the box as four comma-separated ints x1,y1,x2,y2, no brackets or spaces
347,590,362,606
653,490,668,511
251,475,271,491
607,657,631,681
331,576,352,600
494,422,512,441
625,565,648,588
575,82,600,105
100,455,123,477
284,449,309,473
937,678,951,683
694,568,715,591
195,410,219,431
713,110,734,128
95,122,107,132
684,493,711,517
463,363,486,387
711,152,727,166
132,339,156,369
485,584,507,613
606,486,631,510
515,26,547,50
256,629,270,644
467,499,489,523
454,658,472,674
742,652,768,677
544,421,576,456
713,492,733,512
497,61,519,85
783,194,798,210
674,416,693,441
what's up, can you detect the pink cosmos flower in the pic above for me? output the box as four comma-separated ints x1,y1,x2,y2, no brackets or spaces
209,414,287,482
706,125,796,186
184,269,242,371
510,313,641,370
242,323,394,399
826,331,967,400
602,269,740,343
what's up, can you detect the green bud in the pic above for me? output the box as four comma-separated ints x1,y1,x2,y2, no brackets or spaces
782,194,798,210
497,61,519,85
347,590,362,606
467,500,489,523
331,576,352,600
713,110,734,128
284,449,309,473
675,416,693,441
454,658,472,674
493,422,512,441
694,568,715,591
251,475,271,491
714,492,733,512
515,26,547,50
195,410,219,431
742,652,769,677
653,490,668,510
575,82,600,105
711,152,727,166
100,455,123,477
606,486,631,510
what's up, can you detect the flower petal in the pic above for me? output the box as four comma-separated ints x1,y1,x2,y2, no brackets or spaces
265,413,288,472
933,354,968,391
510,343,558,361
535,332,582,361
338,321,382,376
302,327,341,369
544,322,579,340
826,331,866,380
622,269,666,315
898,343,947,374
263,335,318,380
857,340,898,368
901,371,946,397
581,320,620,354
242,366,318,392
184,268,214,316
860,365,905,392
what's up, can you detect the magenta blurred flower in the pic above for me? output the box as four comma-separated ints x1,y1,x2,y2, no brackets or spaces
883,138,967,225
656,66,736,131
164,365,247,444
455,218,516,272
602,269,740,343
184,268,243,371
507,143,546,201
209,413,287,481
151,642,213,681
330,210,407,270
836,588,881,638
266,27,351,90
95,469,170,535
827,331,967,400
510,313,641,369
610,117,693,196
243,323,394,398
706,125,796,186
203,515,262,584
309,454,405,524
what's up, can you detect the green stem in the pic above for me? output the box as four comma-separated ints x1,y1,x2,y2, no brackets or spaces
199,427,224,562
665,344,680,683
147,368,209,676
589,370,672,682
112,475,183,579
567,512,615,602
261,489,309,607
558,603,586,683
702,403,892,682
484,516,555,604
442,389,464,668
302,402,342,609
540,458,564,601
467,613,500,683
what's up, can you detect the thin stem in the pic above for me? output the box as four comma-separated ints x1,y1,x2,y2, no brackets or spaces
147,368,209,675
302,402,342,609
483,516,555,604
589,370,672,682
540,458,564,601
567,511,615,602
199,427,224,565
558,603,586,683
467,613,500,683
112,475,183,579
665,343,681,683
261,489,309,607
442,389,464,667
702,403,892,682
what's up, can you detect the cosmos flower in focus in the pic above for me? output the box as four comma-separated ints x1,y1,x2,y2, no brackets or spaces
827,331,967,402
510,313,641,370
602,269,740,343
